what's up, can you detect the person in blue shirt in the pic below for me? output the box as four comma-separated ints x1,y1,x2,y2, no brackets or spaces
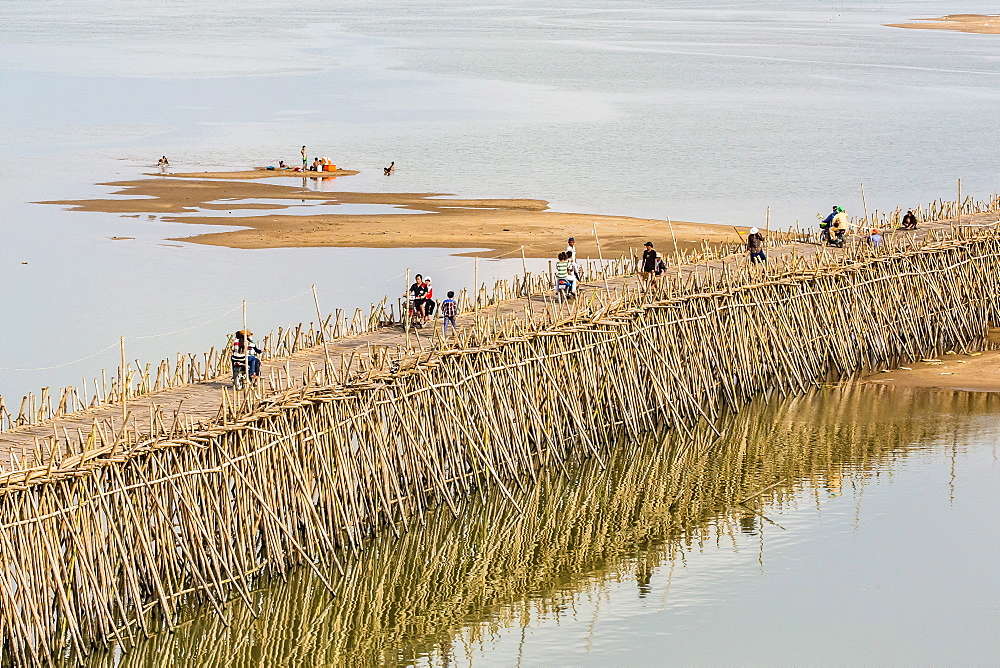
821,206,845,245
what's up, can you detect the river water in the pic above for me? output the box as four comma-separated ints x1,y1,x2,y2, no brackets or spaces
3,7,1000,662
78,385,1000,666
2,0,1000,401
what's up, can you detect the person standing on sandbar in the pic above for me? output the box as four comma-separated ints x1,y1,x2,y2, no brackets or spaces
301,145,308,170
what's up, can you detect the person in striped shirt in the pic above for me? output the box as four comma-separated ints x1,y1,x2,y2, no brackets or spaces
441,291,458,335
555,252,574,296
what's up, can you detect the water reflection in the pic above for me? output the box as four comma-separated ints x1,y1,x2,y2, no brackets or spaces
85,386,1000,667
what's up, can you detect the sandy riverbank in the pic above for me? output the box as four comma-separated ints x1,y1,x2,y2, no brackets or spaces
860,330,1000,392
886,14,1000,35
41,177,744,259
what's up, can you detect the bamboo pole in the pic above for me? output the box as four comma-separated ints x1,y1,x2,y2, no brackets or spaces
474,258,480,318
120,337,126,423
312,285,334,382
593,221,611,294
861,182,869,223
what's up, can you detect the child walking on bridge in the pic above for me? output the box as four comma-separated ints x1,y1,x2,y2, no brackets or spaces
441,291,458,335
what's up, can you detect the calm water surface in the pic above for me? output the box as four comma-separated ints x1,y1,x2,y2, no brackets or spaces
82,386,1000,666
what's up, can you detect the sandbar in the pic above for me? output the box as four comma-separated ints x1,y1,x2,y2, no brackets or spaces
886,14,1000,35
860,330,1000,393
151,168,360,179
41,177,743,259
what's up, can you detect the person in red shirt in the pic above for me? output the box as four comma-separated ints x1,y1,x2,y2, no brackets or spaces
422,276,435,321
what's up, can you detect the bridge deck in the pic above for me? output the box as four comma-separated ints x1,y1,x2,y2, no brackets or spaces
0,215,988,469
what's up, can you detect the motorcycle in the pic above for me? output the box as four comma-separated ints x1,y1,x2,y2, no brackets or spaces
556,277,576,300
819,225,845,248
403,296,424,329
231,351,249,390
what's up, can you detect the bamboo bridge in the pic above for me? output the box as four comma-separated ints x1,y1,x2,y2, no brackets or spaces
1,196,999,666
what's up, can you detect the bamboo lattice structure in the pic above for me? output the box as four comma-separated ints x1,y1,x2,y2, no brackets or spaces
72,386,999,666
1,209,1000,665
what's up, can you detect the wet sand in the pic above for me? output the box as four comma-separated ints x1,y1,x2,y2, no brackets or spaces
41,177,743,259
886,14,1000,35
860,330,1000,392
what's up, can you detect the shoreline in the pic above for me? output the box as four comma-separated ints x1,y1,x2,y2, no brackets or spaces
41,174,745,259
858,330,1000,393
886,14,1000,35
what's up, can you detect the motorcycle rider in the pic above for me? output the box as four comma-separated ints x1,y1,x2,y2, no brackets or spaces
821,206,848,246
233,330,262,380
829,207,849,247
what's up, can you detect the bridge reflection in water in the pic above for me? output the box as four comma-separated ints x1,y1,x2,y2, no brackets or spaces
82,385,1000,667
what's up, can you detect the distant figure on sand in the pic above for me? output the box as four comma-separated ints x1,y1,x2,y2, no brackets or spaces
157,156,169,172
441,291,458,335
747,227,766,263
301,146,308,169
384,161,395,175
640,241,657,284
901,209,917,230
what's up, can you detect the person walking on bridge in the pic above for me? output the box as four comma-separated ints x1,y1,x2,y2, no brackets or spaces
640,241,657,286
441,291,458,336
747,227,766,264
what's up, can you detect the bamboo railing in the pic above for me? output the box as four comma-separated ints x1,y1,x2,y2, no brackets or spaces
1,209,1000,665
4,189,997,433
